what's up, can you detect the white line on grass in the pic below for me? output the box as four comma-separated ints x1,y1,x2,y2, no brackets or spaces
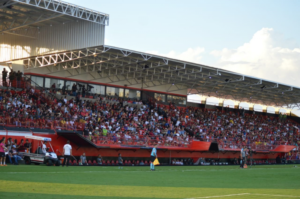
1,165,298,174
185,193,250,199
181,167,299,172
1,170,156,174
251,193,300,198
186,193,300,199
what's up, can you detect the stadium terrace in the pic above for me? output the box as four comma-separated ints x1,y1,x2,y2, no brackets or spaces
0,0,299,168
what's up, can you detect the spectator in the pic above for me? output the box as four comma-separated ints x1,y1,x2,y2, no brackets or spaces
97,154,102,165
82,86,86,98
0,138,7,166
17,139,26,152
8,69,15,87
23,139,31,153
2,68,7,86
80,153,87,165
16,70,22,88
51,83,56,93
72,83,77,96
11,145,22,165
6,138,12,152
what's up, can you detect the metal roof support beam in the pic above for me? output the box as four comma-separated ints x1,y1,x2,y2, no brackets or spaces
201,85,296,100
0,0,18,9
261,83,279,90
210,90,297,104
144,72,211,91
1,27,37,38
179,75,245,88
154,71,220,89
27,48,107,68
12,0,109,25
100,63,169,84
115,67,202,87
0,12,63,33
104,61,149,75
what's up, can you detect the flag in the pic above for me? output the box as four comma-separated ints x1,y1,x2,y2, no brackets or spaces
153,158,160,166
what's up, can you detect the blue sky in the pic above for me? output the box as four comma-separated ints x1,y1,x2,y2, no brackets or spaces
66,0,300,86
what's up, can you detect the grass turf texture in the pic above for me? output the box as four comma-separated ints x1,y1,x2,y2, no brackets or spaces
0,165,299,199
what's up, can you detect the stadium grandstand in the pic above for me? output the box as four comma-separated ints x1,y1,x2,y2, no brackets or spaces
0,0,299,168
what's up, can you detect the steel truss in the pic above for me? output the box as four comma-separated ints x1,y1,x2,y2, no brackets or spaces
13,0,108,25
0,0,109,38
19,45,300,106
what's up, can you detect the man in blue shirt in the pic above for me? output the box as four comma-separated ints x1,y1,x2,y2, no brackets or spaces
150,145,157,171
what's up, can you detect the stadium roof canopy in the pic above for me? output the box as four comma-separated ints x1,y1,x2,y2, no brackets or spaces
0,0,109,38
15,45,300,107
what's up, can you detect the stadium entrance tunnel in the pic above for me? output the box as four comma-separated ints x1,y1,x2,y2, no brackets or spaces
209,142,219,152
56,131,100,149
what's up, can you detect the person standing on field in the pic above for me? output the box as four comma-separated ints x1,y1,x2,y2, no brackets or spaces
63,140,72,167
249,147,253,167
240,146,246,168
118,153,123,169
150,144,158,171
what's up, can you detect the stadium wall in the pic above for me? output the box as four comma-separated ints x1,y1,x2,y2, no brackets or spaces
0,21,105,62
1,128,284,160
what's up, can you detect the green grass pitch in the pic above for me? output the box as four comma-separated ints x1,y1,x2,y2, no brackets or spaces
0,165,300,199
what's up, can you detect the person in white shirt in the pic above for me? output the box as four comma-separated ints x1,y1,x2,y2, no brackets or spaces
42,141,47,153
63,140,72,167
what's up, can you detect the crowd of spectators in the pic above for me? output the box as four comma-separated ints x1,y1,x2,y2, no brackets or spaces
0,137,26,166
0,69,299,150
172,158,193,165
1,68,23,88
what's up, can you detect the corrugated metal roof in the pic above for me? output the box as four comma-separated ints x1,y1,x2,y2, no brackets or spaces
13,45,300,106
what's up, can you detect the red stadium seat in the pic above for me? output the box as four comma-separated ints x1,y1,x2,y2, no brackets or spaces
106,160,111,166
102,160,106,165
93,160,97,165
88,160,92,165
111,160,115,166
69,160,73,166
144,160,149,165
124,160,128,165
73,160,77,165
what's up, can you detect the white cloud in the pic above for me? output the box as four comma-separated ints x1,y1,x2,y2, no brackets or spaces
147,47,205,63
211,28,300,86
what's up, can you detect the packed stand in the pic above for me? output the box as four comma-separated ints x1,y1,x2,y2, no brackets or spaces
0,73,299,150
